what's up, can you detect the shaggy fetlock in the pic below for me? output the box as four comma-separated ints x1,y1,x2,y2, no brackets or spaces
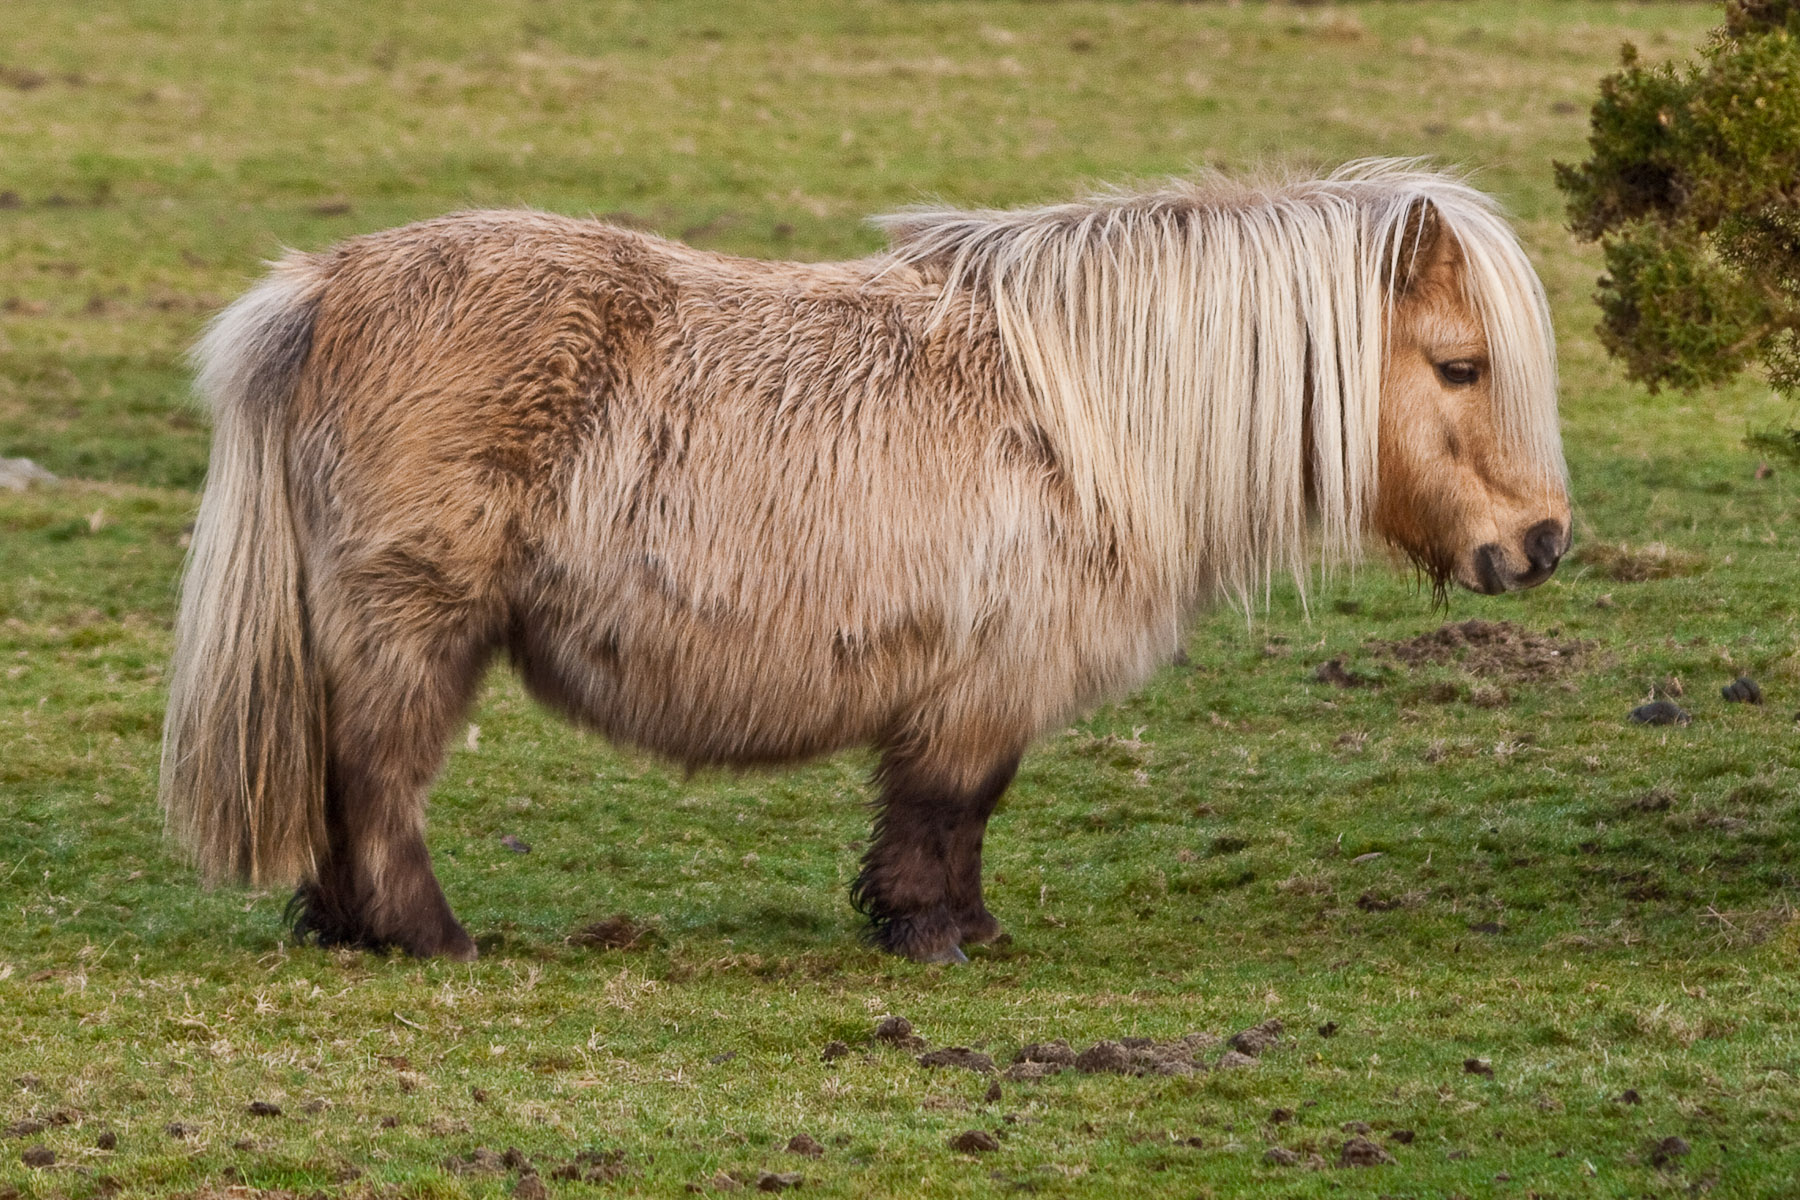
868,905,968,964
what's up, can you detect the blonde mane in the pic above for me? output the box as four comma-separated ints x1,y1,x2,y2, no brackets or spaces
876,159,1564,604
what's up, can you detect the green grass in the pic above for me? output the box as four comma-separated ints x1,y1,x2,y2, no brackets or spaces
5,2,1800,1196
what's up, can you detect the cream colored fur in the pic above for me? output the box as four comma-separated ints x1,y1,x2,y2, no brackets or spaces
159,162,1567,956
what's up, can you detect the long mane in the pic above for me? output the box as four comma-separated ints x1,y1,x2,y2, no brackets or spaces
875,159,1563,604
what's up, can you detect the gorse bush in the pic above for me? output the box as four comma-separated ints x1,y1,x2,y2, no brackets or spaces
1557,0,1800,400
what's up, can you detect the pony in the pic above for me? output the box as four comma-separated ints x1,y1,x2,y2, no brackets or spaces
160,161,1569,963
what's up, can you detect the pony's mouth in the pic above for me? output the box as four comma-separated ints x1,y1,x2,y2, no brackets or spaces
1461,520,1569,594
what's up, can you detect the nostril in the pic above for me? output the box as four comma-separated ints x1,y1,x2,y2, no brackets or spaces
1523,520,1564,573
1474,543,1507,594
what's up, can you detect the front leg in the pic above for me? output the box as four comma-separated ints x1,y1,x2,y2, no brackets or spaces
852,753,1019,962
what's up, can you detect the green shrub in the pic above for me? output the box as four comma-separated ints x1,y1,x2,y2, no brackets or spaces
1557,1,1800,401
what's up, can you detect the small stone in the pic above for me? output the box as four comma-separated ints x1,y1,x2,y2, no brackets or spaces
1264,1147,1301,1166
819,1041,849,1062
0,458,57,492
20,1146,53,1169
1338,1136,1394,1167
948,1129,1000,1153
785,1134,824,1158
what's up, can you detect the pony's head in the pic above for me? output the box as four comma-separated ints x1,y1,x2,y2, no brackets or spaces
1371,194,1570,597
877,161,1569,604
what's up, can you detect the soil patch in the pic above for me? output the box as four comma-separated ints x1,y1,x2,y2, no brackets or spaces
873,1016,927,1050
1228,1019,1283,1056
1338,1137,1394,1167
917,1047,994,1074
573,914,656,950
550,1149,627,1183
1012,1040,1076,1067
1370,619,1591,681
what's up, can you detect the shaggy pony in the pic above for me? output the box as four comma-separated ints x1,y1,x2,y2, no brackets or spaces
162,161,1569,962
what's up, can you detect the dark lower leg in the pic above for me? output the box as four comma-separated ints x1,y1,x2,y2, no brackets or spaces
852,754,1017,962
294,629,489,961
946,812,1003,945
295,762,476,960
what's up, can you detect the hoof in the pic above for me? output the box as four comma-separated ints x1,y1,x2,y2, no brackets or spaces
954,908,1004,946
871,908,965,963
398,921,478,962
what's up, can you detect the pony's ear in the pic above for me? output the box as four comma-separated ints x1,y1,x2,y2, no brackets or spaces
1388,198,1445,297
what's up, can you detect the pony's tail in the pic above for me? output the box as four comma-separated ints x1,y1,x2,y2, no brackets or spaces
160,257,329,888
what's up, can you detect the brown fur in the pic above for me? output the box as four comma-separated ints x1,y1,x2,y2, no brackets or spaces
161,168,1569,963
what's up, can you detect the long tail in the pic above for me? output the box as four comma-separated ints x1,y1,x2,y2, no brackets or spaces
160,257,328,887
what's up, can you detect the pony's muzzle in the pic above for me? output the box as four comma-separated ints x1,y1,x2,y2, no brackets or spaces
1471,519,1568,594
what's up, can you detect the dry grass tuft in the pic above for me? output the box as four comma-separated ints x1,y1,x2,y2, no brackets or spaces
1573,540,1706,582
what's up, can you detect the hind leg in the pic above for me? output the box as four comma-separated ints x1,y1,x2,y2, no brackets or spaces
294,607,493,961
853,753,1018,962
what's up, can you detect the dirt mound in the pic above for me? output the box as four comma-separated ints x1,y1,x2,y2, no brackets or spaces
1370,620,1590,681
916,1047,994,1074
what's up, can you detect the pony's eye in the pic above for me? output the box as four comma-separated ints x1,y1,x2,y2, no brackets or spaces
1436,359,1481,387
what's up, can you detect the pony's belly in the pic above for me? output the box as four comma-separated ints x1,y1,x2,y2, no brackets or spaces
516,603,912,770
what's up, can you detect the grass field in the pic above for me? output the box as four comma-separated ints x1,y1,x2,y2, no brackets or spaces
5,2,1800,1196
